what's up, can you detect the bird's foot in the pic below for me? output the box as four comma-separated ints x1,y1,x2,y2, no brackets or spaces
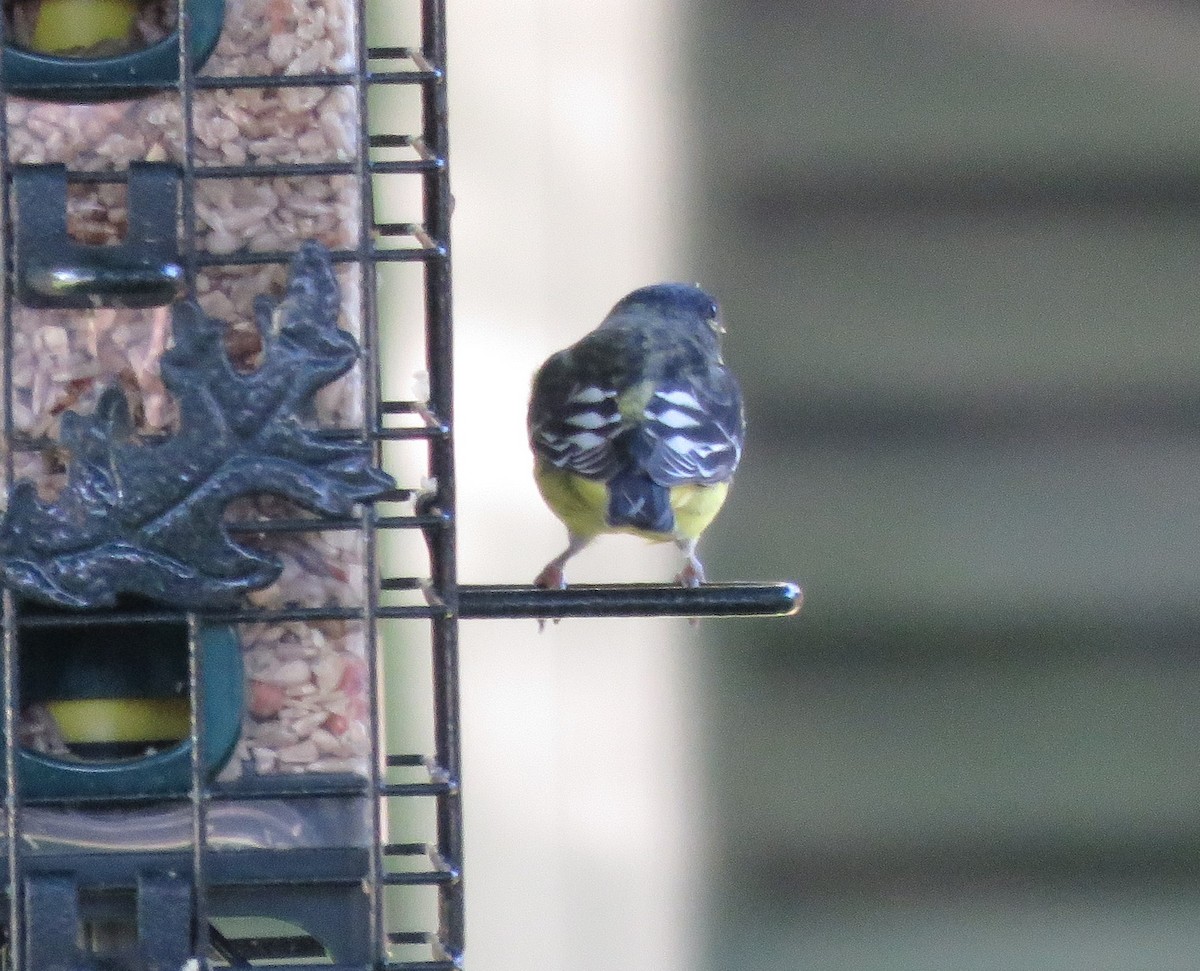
534,563,568,632
534,563,568,590
676,560,705,626
675,559,706,588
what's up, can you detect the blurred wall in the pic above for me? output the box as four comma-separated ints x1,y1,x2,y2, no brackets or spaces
429,1,1200,969
691,2,1200,969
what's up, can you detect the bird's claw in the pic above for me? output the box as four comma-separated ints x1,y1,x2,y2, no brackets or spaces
534,564,568,631
534,564,567,591
675,560,705,588
677,559,705,625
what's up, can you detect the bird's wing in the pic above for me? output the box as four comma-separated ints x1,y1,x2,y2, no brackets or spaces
639,364,744,487
527,337,628,481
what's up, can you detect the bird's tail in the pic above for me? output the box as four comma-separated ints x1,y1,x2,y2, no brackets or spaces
606,471,675,534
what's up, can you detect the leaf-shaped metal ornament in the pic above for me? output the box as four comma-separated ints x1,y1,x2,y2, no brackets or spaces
0,241,395,609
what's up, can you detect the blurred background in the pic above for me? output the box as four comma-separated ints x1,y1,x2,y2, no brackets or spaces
444,1,1200,969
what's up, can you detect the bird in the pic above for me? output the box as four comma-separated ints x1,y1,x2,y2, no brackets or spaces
528,282,745,590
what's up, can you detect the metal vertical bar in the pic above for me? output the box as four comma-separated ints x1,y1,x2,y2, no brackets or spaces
351,0,387,962
177,0,200,294
178,0,208,961
1,590,19,969
420,0,463,960
0,1,22,957
186,613,210,962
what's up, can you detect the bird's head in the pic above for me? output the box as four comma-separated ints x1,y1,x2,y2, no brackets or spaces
602,282,725,352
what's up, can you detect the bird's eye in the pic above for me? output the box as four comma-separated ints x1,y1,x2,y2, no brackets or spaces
703,300,725,333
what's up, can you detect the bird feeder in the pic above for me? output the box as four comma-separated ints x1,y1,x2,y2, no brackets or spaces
0,0,799,966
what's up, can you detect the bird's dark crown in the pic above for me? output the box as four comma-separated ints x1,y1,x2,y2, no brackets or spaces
607,283,719,323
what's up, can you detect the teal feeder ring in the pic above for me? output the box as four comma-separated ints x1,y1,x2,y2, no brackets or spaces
2,0,225,101
5,619,243,801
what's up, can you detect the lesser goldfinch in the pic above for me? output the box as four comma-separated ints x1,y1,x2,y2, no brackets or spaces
528,283,744,588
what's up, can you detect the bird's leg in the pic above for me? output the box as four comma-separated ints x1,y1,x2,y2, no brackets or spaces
534,533,592,590
674,537,706,587
534,534,593,632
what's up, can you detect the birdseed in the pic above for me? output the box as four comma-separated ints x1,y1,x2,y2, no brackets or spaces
5,0,377,780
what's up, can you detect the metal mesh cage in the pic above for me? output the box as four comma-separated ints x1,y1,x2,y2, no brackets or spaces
0,0,799,966
0,0,462,966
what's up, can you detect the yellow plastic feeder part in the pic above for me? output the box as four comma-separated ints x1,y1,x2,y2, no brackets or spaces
29,0,138,55
47,697,191,745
